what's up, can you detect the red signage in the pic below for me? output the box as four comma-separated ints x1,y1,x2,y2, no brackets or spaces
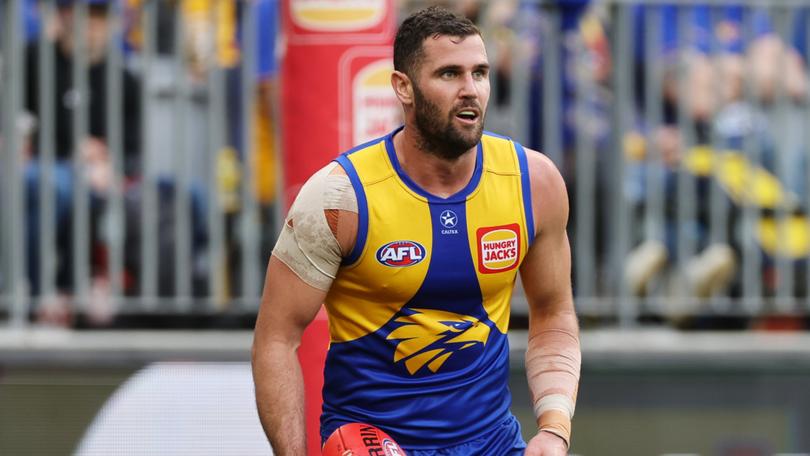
280,2,398,454
281,0,398,208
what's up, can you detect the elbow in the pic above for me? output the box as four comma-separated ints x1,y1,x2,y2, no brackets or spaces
251,334,301,369
251,338,262,375
251,332,267,368
251,339,259,365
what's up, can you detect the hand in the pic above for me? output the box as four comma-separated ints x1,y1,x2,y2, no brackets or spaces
81,137,112,192
35,293,73,328
655,126,682,168
86,157,113,192
524,431,568,456
81,136,109,163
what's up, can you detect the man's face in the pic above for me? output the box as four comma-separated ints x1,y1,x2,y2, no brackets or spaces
410,34,490,160
58,5,111,64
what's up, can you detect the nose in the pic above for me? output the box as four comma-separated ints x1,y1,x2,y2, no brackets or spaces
458,73,478,99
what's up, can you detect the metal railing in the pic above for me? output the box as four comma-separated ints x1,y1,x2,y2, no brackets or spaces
1,0,809,328
502,0,810,324
1,0,281,327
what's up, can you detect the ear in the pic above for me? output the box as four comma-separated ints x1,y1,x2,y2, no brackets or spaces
391,70,414,106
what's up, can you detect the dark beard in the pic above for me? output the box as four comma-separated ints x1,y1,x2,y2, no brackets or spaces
412,84,483,160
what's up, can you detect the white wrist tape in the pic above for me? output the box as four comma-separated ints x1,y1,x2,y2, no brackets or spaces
525,327,581,447
525,328,581,410
533,393,575,421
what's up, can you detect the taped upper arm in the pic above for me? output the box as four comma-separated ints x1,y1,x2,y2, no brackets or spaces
323,164,358,258
271,162,358,291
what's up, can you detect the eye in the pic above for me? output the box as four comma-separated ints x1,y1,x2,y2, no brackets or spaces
472,69,488,79
451,322,470,330
441,321,465,332
441,70,457,79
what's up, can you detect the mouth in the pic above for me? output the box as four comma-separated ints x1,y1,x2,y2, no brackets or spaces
454,108,480,125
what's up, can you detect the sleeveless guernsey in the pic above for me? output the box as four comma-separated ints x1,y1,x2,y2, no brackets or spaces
322,127,534,450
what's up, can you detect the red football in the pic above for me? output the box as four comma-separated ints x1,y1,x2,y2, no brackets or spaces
322,423,407,456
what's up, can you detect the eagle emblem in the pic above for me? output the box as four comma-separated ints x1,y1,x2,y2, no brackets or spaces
386,308,490,375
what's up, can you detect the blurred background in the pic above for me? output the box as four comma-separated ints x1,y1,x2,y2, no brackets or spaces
2,0,810,454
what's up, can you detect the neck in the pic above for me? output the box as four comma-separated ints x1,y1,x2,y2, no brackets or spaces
393,126,478,198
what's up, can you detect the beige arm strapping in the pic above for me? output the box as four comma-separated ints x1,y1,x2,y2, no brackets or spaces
271,162,357,291
525,327,581,447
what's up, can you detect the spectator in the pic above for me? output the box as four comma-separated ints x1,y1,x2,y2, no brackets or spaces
119,0,278,302
508,0,613,294
243,0,281,281
117,0,209,302
173,0,280,299
24,0,141,326
624,4,809,301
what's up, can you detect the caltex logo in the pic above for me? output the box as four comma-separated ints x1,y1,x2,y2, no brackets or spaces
440,210,458,228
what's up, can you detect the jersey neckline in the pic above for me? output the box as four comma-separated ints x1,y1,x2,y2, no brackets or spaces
384,126,484,204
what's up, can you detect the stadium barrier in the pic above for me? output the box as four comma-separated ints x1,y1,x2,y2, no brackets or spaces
1,0,810,329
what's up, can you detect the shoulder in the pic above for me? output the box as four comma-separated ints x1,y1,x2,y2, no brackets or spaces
293,161,353,208
524,148,563,190
290,161,358,257
523,147,569,234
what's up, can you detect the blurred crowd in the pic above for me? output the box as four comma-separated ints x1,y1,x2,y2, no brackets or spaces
2,0,280,327
2,0,809,329
392,0,810,330
433,0,810,329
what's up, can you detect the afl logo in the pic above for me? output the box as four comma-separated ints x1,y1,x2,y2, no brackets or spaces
376,241,426,267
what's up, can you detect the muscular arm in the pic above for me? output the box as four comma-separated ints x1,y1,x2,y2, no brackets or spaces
520,150,581,455
252,257,327,455
252,163,358,454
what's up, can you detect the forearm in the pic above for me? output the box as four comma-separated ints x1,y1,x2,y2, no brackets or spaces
252,340,307,455
525,307,581,446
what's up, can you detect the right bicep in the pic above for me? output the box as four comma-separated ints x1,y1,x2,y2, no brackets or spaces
256,162,359,345
254,256,329,347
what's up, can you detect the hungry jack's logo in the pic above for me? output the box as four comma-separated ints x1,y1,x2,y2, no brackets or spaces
477,224,521,274
386,308,490,375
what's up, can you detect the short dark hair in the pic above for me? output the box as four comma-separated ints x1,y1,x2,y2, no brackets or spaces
393,6,480,78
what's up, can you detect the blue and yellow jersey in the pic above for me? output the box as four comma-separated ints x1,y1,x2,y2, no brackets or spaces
322,127,535,450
